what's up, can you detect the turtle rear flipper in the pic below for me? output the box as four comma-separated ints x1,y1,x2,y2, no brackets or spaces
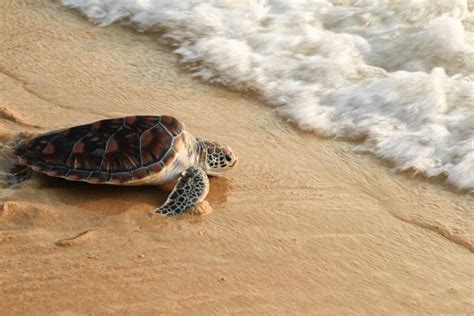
156,166,209,216
8,164,32,186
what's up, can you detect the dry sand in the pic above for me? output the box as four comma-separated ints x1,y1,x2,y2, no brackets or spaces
0,1,473,314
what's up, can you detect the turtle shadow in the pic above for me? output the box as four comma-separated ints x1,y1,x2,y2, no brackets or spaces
39,176,161,214
34,173,233,215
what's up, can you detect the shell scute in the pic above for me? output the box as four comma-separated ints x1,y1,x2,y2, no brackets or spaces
139,124,173,166
161,149,177,167
100,127,141,172
65,169,91,181
91,118,123,134
30,161,51,172
46,166,69,178
125,116,160,134
172,135,185,153
131,167,149,180
160,115,183,136
110,172,133,184
147,163,163,174
87,171,111,184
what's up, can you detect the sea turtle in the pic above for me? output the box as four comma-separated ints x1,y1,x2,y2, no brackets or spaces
9,115,238,215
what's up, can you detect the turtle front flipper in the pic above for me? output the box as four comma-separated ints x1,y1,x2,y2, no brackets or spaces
156,166,210,216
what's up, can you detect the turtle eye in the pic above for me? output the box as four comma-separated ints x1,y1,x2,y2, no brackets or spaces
225,155,232,162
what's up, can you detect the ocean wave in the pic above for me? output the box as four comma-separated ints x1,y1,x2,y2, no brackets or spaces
60,0,474,190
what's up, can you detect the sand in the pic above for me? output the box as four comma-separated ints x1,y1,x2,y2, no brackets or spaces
0,1,473,314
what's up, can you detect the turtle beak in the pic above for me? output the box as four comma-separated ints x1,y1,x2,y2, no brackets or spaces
230,157,238,167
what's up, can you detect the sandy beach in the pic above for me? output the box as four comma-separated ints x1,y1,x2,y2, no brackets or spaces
0,1,473,314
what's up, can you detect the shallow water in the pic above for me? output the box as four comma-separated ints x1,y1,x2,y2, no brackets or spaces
60,0,474,190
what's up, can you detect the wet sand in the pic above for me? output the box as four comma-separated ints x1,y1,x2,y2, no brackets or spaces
0,1,473,314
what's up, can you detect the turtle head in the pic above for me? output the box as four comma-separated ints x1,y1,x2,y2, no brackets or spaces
198,139,238,176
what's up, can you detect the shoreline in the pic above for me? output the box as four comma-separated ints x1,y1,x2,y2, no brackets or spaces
0,1,473,314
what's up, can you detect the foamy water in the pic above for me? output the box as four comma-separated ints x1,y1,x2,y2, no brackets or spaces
60,0,474,190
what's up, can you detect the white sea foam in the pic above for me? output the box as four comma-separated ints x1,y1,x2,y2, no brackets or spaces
60,0,474,190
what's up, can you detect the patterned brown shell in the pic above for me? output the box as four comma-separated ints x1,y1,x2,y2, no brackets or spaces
15,115,184,184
